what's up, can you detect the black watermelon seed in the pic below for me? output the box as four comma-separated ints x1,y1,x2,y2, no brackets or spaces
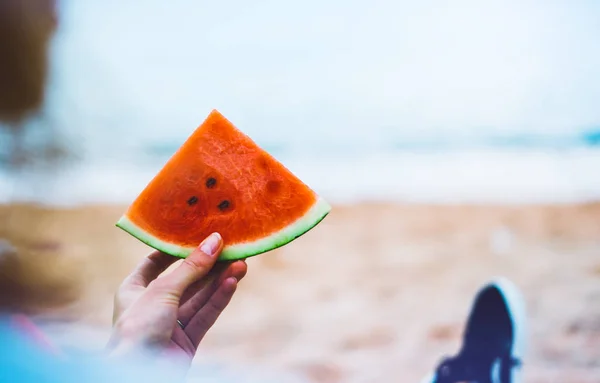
217,200,230,211
206,177,217,188
187,196,199,206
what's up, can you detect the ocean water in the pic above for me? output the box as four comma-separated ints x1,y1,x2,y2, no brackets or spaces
3,134,600,206
2,0,600,206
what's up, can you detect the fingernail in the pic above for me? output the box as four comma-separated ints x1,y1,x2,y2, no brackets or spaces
200,232,221,257
225,277,238,290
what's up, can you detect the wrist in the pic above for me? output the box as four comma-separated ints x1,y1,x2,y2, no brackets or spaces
104,343,188,383
105,332,190,379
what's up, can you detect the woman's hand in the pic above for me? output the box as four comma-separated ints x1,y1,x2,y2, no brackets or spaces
107,232,247,368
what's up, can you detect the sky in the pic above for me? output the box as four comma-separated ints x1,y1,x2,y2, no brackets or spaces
46,0,600,149
4,0,600,204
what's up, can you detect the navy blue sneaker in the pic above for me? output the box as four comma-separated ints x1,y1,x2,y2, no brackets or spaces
422,277,527,383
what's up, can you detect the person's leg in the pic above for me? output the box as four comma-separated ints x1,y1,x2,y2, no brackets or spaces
423,277,527,383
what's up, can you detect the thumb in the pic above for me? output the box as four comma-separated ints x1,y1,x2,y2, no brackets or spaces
151,233,223,298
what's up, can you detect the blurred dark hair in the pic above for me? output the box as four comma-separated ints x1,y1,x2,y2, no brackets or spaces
0,0,57,123
0,1,79,315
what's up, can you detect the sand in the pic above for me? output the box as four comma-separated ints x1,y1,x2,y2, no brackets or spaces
1,202,600,382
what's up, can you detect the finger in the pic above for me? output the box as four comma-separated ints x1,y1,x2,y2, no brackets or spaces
124,251,179,288
178,261,247,324
179,262,229,306
185,277,238,347
180,260,247,306
149,233,222,298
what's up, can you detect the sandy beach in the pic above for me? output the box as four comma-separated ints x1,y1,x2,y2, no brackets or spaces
1,202,599,382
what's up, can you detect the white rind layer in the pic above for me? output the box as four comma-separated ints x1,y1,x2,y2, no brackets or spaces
116,197,331,261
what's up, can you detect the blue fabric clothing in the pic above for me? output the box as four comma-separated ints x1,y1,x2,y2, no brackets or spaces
0,317,173,383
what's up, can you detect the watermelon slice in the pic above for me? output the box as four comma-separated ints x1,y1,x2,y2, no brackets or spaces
116,109,331,261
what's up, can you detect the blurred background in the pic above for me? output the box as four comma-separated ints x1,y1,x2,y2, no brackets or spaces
1,0,599,382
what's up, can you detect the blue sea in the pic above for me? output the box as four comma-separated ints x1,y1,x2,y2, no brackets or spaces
2,0,600,206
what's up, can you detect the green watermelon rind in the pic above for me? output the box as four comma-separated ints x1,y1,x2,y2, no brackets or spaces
115,197,331,261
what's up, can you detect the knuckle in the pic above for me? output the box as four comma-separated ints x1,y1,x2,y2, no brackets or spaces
192,309,216,331
207,298,225,314
194,318,211,333
182,254,212,271
147,278,181,303
147,277,170,292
